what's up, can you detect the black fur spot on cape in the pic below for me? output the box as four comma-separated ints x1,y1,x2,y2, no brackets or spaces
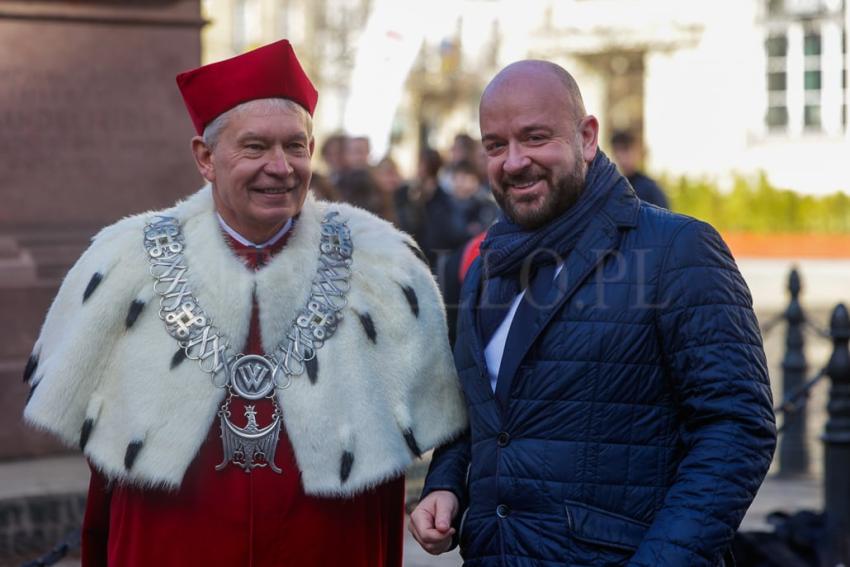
124,440,144,470
170,349,187,370
403,428,422,458
400,285,419,318
83,272,103,303
125,300,145,329
80,419,94,451
340,451,354,483
358,312,377,344
306,357,318,384
406,242,429,265
26,380,39,404
23,353,38,383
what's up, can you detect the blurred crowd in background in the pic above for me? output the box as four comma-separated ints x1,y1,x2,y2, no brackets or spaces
310,132,500,341
312,132,497,261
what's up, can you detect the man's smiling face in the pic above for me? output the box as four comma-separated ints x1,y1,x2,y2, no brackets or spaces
479,64,597,229
194,99,314,242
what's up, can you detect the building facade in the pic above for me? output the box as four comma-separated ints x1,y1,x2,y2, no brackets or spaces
202,0,849,194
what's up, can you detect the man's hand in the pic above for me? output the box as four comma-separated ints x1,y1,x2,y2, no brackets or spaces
408,490,459,555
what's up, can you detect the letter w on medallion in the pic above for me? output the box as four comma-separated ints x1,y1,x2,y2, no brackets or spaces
238,363,269,393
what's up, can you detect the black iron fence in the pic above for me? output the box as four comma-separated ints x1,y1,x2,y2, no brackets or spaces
18,528,80,567
755,268,850,566
3,493,85,567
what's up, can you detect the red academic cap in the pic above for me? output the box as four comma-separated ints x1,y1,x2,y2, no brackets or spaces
176,39,319,135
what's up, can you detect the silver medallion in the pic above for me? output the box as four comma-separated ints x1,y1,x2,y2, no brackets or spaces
229,354,277,400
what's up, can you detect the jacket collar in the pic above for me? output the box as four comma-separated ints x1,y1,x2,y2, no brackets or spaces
604,177,641,229
462,178,641,410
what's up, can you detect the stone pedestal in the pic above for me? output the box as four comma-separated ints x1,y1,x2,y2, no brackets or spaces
0,0,204,459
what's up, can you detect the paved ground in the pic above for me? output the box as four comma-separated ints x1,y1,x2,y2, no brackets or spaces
737,258,850,312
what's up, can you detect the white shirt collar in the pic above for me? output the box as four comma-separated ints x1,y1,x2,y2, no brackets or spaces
216,214,293,249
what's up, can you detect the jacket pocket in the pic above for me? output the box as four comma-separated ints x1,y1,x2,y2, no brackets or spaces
564,500,650,552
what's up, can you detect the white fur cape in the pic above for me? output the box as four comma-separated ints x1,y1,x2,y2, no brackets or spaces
24,187,467,497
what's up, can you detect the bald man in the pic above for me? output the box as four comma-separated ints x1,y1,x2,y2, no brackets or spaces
409,60,776,566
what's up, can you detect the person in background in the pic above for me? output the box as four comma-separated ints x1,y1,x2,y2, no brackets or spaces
610,129,669,209
23,39,466,567
440,158,497,345
335,167,385,217
345,135,372,171
309,167,341,202
410,59,775,567
396,147,467,267
320,133,349,186
450,159,499,238
372,156,407,226
443,133,484,194
449,133,479,167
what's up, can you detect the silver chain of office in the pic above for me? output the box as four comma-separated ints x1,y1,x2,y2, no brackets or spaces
142,211,353,473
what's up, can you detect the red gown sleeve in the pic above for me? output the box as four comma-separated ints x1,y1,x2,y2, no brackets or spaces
81,463,111,567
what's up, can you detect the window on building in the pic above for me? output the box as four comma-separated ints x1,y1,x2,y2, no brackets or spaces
841,29,847,130
766,33,789,130
764,0,846,134
804,30,822,128
768,0,784,15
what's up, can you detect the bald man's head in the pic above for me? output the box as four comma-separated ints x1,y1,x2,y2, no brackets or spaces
481,60,587,123
478,59,599,229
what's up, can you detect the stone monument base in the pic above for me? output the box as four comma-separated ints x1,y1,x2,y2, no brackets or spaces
0,0,203,460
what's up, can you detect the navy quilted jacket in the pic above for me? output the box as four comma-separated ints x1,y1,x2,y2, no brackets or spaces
423,181,776,566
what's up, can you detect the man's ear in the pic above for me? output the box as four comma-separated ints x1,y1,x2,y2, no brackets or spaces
309,136,315,158
191,136,215,183
578,115,600,163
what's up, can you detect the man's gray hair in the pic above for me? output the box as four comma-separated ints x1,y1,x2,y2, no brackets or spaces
202,98,313,149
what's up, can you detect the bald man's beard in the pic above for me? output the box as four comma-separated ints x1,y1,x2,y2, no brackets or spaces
492,156,587,231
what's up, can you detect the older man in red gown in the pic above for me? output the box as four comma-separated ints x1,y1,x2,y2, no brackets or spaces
24,39,466,566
